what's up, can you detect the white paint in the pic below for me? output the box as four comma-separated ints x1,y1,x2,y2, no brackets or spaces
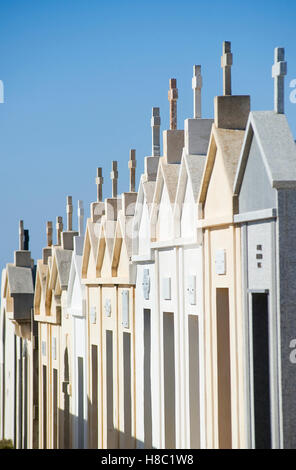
181,180,195,238
68,236,87,449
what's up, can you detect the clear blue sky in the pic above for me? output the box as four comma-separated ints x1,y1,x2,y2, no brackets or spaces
0,0,295,269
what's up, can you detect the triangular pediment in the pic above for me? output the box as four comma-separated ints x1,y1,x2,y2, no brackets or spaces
96,216,116,279
34,260,48,316
234,111,296,213
236,127,277,213
82,219,98,280
111,214,130,278
151,160,180,241
199,127,245,219
132,175,155,257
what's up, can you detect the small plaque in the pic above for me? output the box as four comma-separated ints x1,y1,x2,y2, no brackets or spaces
187,275,196,305
162,278,171,300
42,341,46,357
142,269,150,300
90,306,96,324
122,290,129,328
104,299,111,318
215,250,226,275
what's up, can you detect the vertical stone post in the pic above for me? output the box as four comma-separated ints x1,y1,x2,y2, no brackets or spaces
19,220,24,250
128,149,136,192
46,221,53,247
221,41,233,96
192,65,202,118
66,196,73,231
168,78,178,130
56,216,63,246
151,107,161,156
272,47,287,114
96,167,104,202
111,161,118,198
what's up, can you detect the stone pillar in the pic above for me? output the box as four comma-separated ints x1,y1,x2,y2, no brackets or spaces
221,41,232,96
151,107,161,156
56,216,63,246
192,65,202,118
111,161,118,198
272,47,287,114
128,149,136,192
168,78,178,130
96,167,104,202
19,220,24,251
24,229,29,251
66,196,73,231
46,221,53,247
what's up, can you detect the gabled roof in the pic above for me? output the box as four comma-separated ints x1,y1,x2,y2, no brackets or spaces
6,264,34,295
175,150,206,206
67,248,84,307
82,218,99,279
160,163,181,205
110,205,136,280
142,179,157,208
35,260,48,297
132,174,156,258
50,248,72,291
34,260,49,314
95,215,116,277
151,157,180,214
234,111,296,193
199,126,245,205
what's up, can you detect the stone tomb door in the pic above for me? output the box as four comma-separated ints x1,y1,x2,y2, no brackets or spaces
163,312,175,449
216,288,232,449
250,292,271,449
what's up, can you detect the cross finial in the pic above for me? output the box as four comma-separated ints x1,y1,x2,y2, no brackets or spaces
95,167,104,202
66,196,73,231
151,107,161,156
110,161,118,198
56,216,63,246
19,220,24,250
78,200,84,236
192,65,202,118
46,221,53,247
272,47,287,114
221,41,233,96
168,78,178,130
128,149,136,192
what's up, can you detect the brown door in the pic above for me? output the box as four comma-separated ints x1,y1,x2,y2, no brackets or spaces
216,288,232,449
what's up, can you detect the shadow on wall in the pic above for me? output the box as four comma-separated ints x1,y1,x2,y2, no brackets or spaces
57,404,152,450
86,397,152,450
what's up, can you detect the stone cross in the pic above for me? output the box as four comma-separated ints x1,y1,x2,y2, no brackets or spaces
110,161,118,198
66,196,73,231
151,107,161,156
24,229,29,251
272,47,287,114
56,216,63,246
192,65,202,118
78,200,84,236
128,149,136,192
168,78,178,130
221,41,233,96
19,220,24,250
95,167,104,202
46,221,53,247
